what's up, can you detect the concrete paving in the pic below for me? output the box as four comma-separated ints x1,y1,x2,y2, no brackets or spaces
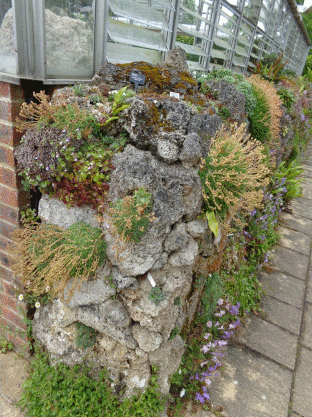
2,145,312,417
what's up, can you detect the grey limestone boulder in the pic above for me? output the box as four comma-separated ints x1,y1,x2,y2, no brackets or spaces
149,336,185,394
209,80,246,124
187,113,223,157
164,45,189,72
132,325,163,352
78,299,137,349
39,194,99,229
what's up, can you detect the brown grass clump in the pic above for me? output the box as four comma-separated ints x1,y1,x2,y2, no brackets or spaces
9,222,107,300
199,123,270,231
248,74,283,144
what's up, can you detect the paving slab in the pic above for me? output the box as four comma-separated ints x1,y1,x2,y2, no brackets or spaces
258,271,305,309
301,303,312,350
268,245,309,280
279,212,312,236
236,316,298,369
260,296,302,335
0,352,28,404
299,183,312,200
296,196,312,205
0,395,24,417
278,226,311,256
292,347,312,417
290,200,312,219
208,346,292,417
307,270,312,303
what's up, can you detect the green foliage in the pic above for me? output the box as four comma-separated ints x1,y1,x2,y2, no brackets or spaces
0,335,14,353
252,54,287,83
248,87,270,142
218,106,230,120
111,188,152,243
277,87,296,109
176,35,194,45
221,265,263,312
274,161,304,201
20,208,40,225
199,272,223,323
72,84,86,97
101,87,134,126
303,55,312,77
75,322,99,349
49,103,102,141
18,349,166,417
149,287,166,305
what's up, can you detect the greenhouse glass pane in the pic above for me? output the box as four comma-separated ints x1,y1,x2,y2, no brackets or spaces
45,0,94,78
0,0,17,75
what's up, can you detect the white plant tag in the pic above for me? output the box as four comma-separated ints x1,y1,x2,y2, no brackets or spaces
147,273,156,287
170,92,180,99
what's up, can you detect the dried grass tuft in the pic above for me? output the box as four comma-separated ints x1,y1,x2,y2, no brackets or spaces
9,222,106,300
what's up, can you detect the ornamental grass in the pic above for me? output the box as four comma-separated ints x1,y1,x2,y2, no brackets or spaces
9,222,107,300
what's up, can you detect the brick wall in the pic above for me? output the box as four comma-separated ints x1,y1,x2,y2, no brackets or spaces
0,81,28,351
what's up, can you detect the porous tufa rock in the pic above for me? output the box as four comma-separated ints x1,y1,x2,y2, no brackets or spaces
132,325,163,352
163,46,189,72
39,194,99,229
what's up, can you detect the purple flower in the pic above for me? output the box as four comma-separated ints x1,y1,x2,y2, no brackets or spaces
223,331,233,339
206,320,213,328
301,114,306,121
195,393,205,403
264,253,268,263
230,304,239,315
243,230,252,238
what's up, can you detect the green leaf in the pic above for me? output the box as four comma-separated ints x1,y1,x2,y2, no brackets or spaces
206,211,219,238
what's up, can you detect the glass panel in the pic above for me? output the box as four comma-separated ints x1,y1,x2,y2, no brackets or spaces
45,0,94,78
0,0,17,75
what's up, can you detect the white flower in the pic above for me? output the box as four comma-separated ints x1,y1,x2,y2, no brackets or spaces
180,389,185,398
45,286,50,292
18,294,24,301
35,302,41,308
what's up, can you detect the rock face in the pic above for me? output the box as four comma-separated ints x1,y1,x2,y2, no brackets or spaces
30,67,226,398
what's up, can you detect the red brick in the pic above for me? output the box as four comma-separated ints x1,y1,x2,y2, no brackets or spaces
0,100,21,124
0,234,11,252
0,203,19,224
0,166,17,188
0,265,13,282
0,185,18,207
6,332,29,350
0,123,24,148
0,145,15,166
3,279,15,296
0,293,17,310
0,83,10,98
0,219,17,240
0,249,11,268
2,305,26,329
9,85,25,101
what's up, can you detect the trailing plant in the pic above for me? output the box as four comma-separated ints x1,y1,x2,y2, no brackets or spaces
75,322,99,349
199,124,270,235
10,222,107,300
149,287,166,305
20,208,40,225
51,139,114,208
110,188,153,243
18,348,166,417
